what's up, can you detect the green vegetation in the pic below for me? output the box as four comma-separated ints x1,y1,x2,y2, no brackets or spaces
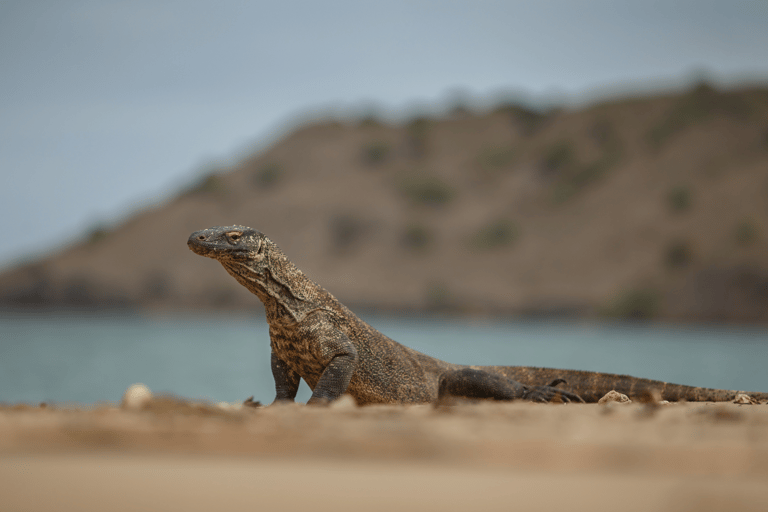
87,225,110,244
665,239,694,268
398,173,454,207
401,223,433,252
551,119,624,199
493,101,547,136
544,138,623,204
449,105,471,116
362,141,391,165
143,272,171,300
603,288,661,320
358,115,383,128
471,219,519,250
647,81,751,148
253,163,282,189
407,116,431,135
551,182,578,204
425,281,452,310
477,145,516,170
358,109,384,128
541,140,576,175
330,214,367,251
735,219,760,246
446,89,473,117
590,119,616,147
668,186,692,213
405,116,431,158
569,154,618,188
187,172,226,195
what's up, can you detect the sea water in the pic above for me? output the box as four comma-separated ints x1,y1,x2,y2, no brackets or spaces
1,310,767,404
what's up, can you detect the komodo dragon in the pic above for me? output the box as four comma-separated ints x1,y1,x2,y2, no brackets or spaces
188,225,768,405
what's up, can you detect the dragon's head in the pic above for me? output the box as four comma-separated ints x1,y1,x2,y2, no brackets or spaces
188,225,270,273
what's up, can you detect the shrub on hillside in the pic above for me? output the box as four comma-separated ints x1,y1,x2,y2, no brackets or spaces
493,101,547,136
540,140,575,176
668,186,692,213
424,281,453,311
397,173,454,207
477,145,516,170
735,219,760,246
471,219,519,250
362,141,391,165
603,288,661,320
405,116,431,158
88,225,110,244
546,143,621,204
253,163,282,189
647,81,751,148
358,109,384,128
401,223,433,252
187,172,226,195
665,239,694,268
330,214,368,252
570,155,617,188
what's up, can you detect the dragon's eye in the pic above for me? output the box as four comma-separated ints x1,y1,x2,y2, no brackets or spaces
229,233,241,242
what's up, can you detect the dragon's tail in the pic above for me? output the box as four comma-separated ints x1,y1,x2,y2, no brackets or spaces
493,366,768,403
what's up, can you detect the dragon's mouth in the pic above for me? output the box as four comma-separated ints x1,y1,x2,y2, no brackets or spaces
187,238,253,264
187,237,217,258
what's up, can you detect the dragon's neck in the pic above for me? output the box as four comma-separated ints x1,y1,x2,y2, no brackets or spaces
221,247,320,323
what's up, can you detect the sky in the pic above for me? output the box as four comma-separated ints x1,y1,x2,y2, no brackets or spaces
1,0,767,269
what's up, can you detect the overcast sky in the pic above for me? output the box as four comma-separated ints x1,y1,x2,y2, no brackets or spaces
1,1,767,268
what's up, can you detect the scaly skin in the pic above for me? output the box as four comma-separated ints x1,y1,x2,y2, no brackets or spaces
188,226,768,405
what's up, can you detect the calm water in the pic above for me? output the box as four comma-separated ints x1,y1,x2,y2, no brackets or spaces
2,310,768,404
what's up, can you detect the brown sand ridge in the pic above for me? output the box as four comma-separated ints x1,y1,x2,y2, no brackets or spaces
3,83,768,322
2,398,768,511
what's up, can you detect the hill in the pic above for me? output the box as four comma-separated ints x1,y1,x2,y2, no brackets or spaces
3,83,768,322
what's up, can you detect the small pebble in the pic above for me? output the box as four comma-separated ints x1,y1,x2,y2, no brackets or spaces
598,390,631,404
216,401,244,411
122,383,153,410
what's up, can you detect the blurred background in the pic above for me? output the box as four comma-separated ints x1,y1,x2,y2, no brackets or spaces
1,1,768,404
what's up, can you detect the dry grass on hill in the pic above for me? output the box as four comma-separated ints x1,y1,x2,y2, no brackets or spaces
3,83,768,323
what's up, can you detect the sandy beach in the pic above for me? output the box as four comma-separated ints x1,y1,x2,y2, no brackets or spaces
2,397,768,511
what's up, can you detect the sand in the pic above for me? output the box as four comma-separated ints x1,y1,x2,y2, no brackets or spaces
2,398,768,511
